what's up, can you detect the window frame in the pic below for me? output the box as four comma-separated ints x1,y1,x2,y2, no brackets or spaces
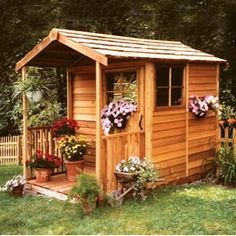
155,64,186,110
104,68,139,105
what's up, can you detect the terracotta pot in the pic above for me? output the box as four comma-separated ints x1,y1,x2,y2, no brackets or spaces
35,168,51,182
65,159,85,181
11,185,24,197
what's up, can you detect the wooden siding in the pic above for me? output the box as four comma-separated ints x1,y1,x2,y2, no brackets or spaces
152,108,187,184
72,67,96,173
188,63,218,178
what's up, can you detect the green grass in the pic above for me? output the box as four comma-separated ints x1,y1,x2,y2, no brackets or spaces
1,165,236,234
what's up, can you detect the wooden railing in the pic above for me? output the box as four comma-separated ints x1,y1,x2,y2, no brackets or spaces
0,135,21,165
27,126,64,178
219,126,236,155
101,130,145,192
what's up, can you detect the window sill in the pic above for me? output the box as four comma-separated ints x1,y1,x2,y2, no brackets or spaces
154,106,186,112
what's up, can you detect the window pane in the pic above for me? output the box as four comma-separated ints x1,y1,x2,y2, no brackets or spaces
172,67,183,86
171,88,182,105
106,71,137,103
157,88,169,106
156,66,169,86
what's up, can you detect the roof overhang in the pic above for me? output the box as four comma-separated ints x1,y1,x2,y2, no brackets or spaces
15,29,108,71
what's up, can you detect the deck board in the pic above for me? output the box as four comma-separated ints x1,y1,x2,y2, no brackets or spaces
27,174,75,200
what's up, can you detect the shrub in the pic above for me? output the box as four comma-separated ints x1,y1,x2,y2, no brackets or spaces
214,144,236,186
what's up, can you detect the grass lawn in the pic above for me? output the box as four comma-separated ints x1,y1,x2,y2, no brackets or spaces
0,165,236,235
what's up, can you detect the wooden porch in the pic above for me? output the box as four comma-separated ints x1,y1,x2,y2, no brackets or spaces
26,174,74,201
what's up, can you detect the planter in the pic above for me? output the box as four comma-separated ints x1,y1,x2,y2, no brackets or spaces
35,168,51,182
26,90,43,103
65,159,85,182
11,185,24,197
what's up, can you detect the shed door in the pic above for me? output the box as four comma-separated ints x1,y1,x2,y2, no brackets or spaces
102,67,145,191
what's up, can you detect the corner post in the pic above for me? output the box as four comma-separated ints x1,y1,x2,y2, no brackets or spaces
22,66,28,178
96,62,102,185
185,64,189,179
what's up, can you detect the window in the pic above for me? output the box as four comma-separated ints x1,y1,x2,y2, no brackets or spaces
106,71,137,103
156,65,184,107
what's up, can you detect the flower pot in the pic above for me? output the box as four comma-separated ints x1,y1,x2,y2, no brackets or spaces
11,185,24,197
26,90,43,103
35,168,51,182
65,160,85,182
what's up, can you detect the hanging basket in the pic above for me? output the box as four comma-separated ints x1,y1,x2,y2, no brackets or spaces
26,90,43,103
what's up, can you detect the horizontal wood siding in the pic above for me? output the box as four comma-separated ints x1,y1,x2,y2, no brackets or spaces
152,108,187,184
188,63,218,178
72,67,96,173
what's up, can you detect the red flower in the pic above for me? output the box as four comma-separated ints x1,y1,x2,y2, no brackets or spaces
228,118,236,124
52,118,79,137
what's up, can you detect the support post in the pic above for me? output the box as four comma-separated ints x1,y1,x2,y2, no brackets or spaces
96,62,102,185
144,62,155,160
67,68,72,119
22,67,28,178
216,64,221,152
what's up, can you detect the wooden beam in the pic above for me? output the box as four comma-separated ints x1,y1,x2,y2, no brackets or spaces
67,68,73,119
58,34,108,66
216,63,220,152
95,62,103,186
22,67,28,178
185,64,189,178
15,29,58,71
144,62,155,159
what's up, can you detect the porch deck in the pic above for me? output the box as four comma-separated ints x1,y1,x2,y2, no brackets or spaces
26,174,75,201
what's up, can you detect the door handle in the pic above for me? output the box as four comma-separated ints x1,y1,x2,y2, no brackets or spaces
139,115,143,130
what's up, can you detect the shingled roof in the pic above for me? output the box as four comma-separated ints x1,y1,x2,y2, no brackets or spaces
16,28,225,71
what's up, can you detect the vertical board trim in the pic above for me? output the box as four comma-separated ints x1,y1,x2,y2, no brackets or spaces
185,64,189,177
96,62,102,185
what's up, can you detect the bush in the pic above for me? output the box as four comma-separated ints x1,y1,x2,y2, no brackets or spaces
214,144,236,186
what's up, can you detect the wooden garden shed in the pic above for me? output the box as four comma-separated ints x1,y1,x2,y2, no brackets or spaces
16,28,225,193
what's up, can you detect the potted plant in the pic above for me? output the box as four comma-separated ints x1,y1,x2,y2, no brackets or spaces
26,150,62,182
188,95,219,118
3,175,26,197
69,174,101,214
101,99,137,135
115,156,159,197
13,75,50,102
57,135,89,181
52,118,79,138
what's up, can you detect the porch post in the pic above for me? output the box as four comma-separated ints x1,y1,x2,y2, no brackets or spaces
144,62,155,160
95,62,102,185
66,68,73,119
22,66,28,178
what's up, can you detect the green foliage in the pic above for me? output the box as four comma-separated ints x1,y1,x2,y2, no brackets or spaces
219,105,236,120
70,174,100,202
1,166,236,234
215,144,236,186
13,76,50,99
0,0,236,135
28,101,63,127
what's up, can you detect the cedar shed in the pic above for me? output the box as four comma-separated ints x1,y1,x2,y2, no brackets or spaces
16,28,225,192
